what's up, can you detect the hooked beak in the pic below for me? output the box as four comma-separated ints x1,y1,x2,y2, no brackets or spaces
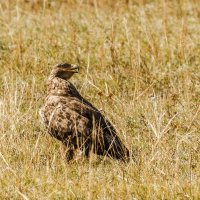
64,64,79,73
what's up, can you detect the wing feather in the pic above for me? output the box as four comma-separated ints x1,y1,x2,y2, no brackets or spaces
41,94,129,161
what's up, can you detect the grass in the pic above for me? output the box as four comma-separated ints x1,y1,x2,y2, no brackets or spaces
0,0,200,199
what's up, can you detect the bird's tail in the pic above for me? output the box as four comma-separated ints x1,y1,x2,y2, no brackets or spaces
93,130,130,162
104,133,130,162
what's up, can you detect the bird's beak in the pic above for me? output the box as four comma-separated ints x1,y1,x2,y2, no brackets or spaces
71,64,79,73
64,64,79,73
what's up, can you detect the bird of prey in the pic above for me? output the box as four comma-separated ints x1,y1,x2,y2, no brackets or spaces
40,63,130,162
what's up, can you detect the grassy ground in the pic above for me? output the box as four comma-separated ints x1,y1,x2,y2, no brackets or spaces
0,0,200,199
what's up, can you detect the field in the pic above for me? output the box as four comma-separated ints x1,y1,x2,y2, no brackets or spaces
0,0,200,199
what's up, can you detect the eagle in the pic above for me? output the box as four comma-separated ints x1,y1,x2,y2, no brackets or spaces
39,63,130,162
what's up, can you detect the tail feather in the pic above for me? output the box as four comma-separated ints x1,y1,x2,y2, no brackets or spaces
93,128,130,162
104,133,130,162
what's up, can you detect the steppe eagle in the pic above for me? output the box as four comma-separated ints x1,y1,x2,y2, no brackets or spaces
39,63,130,162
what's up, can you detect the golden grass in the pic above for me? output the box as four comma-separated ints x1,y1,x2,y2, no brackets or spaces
0,0,199,199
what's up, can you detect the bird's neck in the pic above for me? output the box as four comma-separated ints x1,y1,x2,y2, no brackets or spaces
47,77,71,96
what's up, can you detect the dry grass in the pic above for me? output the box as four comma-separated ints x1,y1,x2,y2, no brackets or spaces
0,0,200,199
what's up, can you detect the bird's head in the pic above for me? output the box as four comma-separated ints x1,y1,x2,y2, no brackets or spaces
50,63,79,80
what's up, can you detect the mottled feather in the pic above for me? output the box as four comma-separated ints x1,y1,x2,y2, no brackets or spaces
40,64,129,161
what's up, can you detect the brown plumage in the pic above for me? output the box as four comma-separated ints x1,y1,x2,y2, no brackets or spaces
40,63,130,162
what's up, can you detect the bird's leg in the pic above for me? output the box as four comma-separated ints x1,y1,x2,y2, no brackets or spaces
59,143,75,161
73,135,92,160
62,144,83,162
63,135,86,162
62,137,76,162
66,148,75,161
63,135,92,162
